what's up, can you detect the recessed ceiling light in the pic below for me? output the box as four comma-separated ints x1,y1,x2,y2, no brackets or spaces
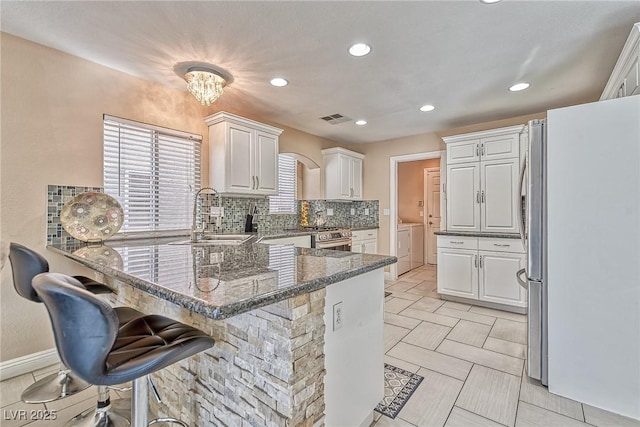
355,120,367,126
419,105,436,112
270,77,288,87
509,82,530,92
480,0,502,3
348,43,371,57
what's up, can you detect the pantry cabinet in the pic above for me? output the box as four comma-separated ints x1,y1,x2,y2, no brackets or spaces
205,112,283,196
322,148,364,200
437,235,526,310
601,23,640,100
443,126,525,234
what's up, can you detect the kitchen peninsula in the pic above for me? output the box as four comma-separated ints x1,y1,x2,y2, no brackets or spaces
48,237,396,427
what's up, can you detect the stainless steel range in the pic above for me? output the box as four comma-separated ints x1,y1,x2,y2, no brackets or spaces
310,227,352,251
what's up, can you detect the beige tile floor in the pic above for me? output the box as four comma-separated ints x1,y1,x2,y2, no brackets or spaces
374,264,640,427
1,264,639,427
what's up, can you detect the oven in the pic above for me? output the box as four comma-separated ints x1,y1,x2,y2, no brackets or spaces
311,228,353,251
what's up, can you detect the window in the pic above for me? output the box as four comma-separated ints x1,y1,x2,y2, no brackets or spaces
103,115,201,235
269,154,297,214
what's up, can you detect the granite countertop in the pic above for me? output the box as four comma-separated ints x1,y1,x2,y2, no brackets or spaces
435,230,521,239
48,237,396,320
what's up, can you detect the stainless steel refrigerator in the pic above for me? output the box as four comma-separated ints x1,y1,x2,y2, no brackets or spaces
518,95,640,420
517,118,548,386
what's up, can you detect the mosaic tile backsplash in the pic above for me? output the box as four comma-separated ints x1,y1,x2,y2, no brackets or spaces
47,185,380,244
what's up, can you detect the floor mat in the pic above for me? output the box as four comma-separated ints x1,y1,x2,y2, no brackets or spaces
375,364,424,419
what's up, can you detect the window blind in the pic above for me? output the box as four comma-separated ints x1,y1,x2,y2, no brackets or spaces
103,116,201,234
269,154,297,214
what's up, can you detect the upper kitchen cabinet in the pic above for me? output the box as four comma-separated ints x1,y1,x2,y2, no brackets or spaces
443,125,526,234
205,112,283,195
322,147,364,200
601,23,640,100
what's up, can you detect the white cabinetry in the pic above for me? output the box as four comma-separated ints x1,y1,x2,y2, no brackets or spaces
410,224,424,270
601,23,640,100
322,148,364,200
437,236,526,310
352,229,378,254
443,126,525,234
205,112,283,195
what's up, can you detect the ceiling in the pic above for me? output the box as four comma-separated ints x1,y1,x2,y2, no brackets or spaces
2,1,639,144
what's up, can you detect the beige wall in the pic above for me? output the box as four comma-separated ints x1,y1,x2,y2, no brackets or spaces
0,33,333,362
398,159,440,223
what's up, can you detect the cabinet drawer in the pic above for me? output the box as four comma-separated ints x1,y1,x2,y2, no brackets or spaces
437,235,478,250
478,238,524,253
352,229,377,241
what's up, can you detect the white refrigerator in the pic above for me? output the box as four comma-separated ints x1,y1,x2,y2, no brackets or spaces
523,95,640,420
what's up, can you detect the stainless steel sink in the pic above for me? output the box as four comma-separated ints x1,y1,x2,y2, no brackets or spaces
169,234,256,246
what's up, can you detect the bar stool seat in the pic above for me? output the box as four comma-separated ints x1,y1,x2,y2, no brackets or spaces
34,273,215,427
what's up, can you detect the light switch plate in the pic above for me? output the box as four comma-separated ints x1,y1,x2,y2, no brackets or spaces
420,211,424,217
383,209,390,216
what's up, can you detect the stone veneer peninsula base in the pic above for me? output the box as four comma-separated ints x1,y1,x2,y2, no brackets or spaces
102,269,384,427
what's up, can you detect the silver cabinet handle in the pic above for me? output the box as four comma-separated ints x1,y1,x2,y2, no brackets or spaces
256,176,259,189
481,190,485,203
479,255,483,268
450,241,464,244
517,159,527,244
252,176,256,189
474,254,478,268
516,268,528,289
481,143,485,156
476,191,480,203
493,243,511,247
362,243,365,252
476,143,479,157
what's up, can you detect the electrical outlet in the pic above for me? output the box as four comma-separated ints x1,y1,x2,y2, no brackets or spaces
327,208,334,216
350,208,355,215
333,302,343,331
364,208,370,215
383,209,390,216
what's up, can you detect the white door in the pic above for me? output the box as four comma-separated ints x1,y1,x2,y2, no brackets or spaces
479,134,519,161
338,154,351,198
227,124,254,192
481,158,519,233
446,139,480,165
254,131,279,194
446,163,480,232
437,248,478,298
425,168,441,264
479,251,526,307
350,157,363,199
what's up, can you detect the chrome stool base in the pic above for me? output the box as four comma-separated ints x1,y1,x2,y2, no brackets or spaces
148,418,188,427
65,387,131,427
22,367,91,404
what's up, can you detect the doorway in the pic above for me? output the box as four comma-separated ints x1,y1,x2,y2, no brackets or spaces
389,150,445,280
424,167,441,265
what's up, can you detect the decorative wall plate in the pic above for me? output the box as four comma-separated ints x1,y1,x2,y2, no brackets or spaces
60,192,124,242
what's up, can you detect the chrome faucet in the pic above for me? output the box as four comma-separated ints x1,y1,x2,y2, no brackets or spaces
191,187,219,242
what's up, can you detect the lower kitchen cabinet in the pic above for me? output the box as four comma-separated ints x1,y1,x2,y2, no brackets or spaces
437,235,526,310
352,229,378,254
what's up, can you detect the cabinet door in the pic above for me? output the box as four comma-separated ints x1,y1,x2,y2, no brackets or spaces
437,248,478,299
447,139,480,165
363,240,377,254
226,124,255,193
254,131,278,194
338,155,352,198
410,225,424,269
350,157,363,199
479,251,526,307
480,134,519,161
481,158,519,233
446,163,480,232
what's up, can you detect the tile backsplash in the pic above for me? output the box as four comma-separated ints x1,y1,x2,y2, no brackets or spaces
47,184,380,244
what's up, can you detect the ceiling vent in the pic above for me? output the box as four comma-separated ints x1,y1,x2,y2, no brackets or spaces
320,114,352,125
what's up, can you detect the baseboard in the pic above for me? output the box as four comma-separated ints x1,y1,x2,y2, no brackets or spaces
0,348,59,381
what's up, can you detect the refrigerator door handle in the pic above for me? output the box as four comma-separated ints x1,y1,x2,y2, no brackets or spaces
517,159,527,245
516,268,528,289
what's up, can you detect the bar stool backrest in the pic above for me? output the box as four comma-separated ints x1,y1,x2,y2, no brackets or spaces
9,242,50,302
